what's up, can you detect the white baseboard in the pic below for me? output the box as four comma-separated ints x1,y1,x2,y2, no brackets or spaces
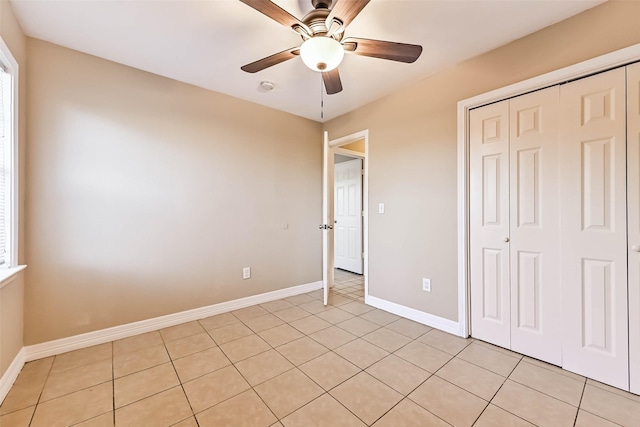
0,348,26,405
365,295,460,336
24,281,322,362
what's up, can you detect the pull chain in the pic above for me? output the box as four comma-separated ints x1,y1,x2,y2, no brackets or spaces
320,74,324,120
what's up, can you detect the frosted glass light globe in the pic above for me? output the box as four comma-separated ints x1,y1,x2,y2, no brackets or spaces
300,36,344,72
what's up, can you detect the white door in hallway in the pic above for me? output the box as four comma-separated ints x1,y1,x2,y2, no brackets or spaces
334,158,363,274
627,62,640,395
560,67,629,389
470,100,511,349
508,86,562,365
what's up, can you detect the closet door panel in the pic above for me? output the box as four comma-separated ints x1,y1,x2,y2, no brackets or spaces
560,67,629,390
509,86,562,365
470,100,511,348
628,61,640,395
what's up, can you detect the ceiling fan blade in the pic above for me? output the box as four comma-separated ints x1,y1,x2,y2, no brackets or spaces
322,68,343,95
342,37,422,63
326,0,370,34
241,48,300,73
239,0,311,36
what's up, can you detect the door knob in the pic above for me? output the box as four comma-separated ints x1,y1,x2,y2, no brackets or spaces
632,245,640,252
319,224,325,230
503,237,510,243
327,225,333,230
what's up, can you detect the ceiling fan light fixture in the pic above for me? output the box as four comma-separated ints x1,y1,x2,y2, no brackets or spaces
300,36,344,72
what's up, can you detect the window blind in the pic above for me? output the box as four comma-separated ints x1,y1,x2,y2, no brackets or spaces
0,68,8,266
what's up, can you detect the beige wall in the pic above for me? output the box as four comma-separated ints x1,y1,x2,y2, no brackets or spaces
323,0,640,322
0,1,26,378
1,276,24,375
25,39,322,344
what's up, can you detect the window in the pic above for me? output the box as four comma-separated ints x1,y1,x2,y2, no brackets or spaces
0,38,18,268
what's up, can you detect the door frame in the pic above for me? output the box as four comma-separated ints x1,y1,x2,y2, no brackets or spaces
457,42,640,338
327,130,369,301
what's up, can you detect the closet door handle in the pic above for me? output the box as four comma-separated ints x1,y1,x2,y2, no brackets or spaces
503,237,510,243
632,245,640,252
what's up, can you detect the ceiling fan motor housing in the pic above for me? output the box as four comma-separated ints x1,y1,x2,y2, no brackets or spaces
302,8,342,40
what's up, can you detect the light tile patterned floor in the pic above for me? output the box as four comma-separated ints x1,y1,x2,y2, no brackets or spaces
2,269,640,426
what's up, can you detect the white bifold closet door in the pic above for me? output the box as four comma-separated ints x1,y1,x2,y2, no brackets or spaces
627,62,640,395
508,87,561,364
560,67,629,390
470,100,511,349
470,87,562,364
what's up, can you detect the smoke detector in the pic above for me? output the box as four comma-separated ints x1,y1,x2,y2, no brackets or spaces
260,81,275,91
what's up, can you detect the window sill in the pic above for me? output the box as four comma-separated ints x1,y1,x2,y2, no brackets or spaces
0,265,26,290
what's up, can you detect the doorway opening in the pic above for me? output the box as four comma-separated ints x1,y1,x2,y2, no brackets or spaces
322,130,368,305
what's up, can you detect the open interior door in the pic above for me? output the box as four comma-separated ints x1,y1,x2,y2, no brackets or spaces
322,131,335,305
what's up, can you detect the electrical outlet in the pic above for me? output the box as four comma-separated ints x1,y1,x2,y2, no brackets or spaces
422,278,431,292
243,267,251,280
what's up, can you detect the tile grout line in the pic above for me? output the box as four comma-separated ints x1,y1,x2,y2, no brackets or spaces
520,356,586,382
111,342,115,426
587,379,640,404
27,351,57,426
484,357,581,427
573,378,587,427
165,337,200,427
506,374,584,409
377,362,454,427
576,408,625,426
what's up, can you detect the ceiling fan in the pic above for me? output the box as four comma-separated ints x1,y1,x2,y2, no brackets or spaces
239,0,423,95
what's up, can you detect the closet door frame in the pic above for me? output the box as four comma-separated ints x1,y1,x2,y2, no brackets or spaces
458,43,640,339
627,62,640,395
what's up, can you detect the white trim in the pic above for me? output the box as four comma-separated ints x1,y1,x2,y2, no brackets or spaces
0,37,19,268
23,280,322,362
328,130,369,300
363,134,369,300
457,96,469,338
0,265,25,290
457,42,640,339
329,130,368,148
0,347,25,405
366,295,459,335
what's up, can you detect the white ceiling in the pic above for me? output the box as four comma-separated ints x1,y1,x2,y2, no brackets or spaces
10,0,604,122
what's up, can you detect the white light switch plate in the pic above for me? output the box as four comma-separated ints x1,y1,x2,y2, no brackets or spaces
379,203,385,214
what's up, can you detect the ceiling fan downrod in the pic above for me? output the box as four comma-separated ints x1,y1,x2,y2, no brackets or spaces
311,0,332,10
